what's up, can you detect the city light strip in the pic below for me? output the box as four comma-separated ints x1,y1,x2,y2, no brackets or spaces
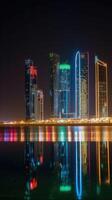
1,117,112,127
1,126,112,142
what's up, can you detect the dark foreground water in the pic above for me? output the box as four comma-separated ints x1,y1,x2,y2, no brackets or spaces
0,126,112,199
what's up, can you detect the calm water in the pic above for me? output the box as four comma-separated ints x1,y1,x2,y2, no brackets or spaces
0,126,112,199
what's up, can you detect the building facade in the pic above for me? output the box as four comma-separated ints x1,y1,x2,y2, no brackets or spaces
95,56,108,117
49,53,71,118
55,63,71,118
25,59,38,120
74,51,89,118
37,90,44,120
49,53,60,117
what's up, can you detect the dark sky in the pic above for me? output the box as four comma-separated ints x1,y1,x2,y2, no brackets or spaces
0,0,112,120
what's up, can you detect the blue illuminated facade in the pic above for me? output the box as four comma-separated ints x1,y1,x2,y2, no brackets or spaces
74,51,89,118
54,64,71,118
49,52,71,118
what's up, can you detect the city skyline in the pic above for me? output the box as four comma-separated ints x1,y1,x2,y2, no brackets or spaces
0,0,112,120
24,51,110,120
0,50,112,120
1,2,112,200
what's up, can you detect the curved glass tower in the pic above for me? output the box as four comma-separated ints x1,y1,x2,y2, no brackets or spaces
75,51,89,118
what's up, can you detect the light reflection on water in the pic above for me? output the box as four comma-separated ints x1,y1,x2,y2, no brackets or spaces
0,126,112,200
0,126,112,142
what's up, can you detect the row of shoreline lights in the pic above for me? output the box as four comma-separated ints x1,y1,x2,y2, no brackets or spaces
1,117,112,125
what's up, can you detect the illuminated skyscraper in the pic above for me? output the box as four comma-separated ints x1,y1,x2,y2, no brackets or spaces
95,56,108,117
49,53,60,117
37,90,44,120
25,59,38,119
49,53,71,118
74,51,89,118
55,64,71,118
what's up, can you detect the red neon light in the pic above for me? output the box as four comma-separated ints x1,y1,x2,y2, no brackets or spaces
30,178,38,190
40,155,44,164
30,66,37,78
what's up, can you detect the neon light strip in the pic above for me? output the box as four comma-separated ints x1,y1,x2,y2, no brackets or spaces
75,129,82,199
75,51,81,118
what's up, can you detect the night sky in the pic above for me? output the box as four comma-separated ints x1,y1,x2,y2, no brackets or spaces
0,0,112,120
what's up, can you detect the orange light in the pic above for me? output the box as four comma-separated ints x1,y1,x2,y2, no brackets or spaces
67,126,72,141
52,126,56,142
46,126,51,141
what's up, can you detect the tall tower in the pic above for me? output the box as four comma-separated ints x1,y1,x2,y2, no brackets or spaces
37,90,44,120
25,59,38,120
95,56,108,118
74,51,89,118
49,53,60,117
55,63,71,118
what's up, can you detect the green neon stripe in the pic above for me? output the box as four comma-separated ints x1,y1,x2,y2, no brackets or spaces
59,64,70,70
60,185,72,192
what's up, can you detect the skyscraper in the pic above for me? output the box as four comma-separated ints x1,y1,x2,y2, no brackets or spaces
74,51,89,118
95,56,108,117
49,53,71,118
49,53,60,117
55,63,71,118
25,59,38,120
37,90,44,120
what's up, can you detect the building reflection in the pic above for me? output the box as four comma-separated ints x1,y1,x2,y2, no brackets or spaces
96,141,110,186
74,127,82,199
53,126,71,192
24,128,38,200
0,126,112,199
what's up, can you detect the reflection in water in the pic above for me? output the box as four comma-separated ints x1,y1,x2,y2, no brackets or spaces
0,126,112,199
58,142,71,192
96,141,110,186
24,142,37,199
1,126,112,142
75,127,82,199
24,127,45,200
